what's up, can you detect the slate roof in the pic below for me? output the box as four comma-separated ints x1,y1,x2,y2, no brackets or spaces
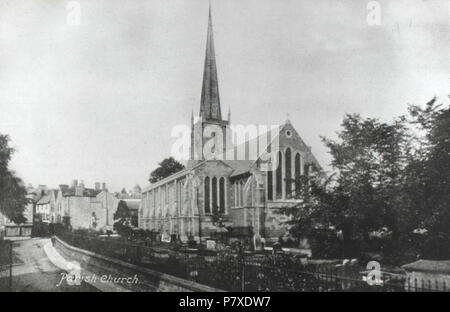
222,160,253,178
60,186,102,198
122,200,141,211
36,193,51,205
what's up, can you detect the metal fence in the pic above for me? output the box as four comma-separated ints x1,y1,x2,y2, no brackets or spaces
56,231,445,292
0,240,13,292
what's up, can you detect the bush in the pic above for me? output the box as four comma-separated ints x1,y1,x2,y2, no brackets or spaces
309,229,343,259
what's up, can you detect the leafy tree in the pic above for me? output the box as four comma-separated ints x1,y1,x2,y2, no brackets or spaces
322,114,409,252
0,134,28,224
402,97,450,259
114,200,130,220
149,157,185,183
114,200,132,237
280,114,409,258
281,97,450,262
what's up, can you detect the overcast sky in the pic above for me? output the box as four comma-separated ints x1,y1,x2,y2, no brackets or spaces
0,0,449,192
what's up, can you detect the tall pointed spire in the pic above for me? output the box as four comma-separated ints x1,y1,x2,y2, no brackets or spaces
200,1,222,121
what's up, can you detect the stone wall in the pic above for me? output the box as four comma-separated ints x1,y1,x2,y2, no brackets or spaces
53,236,222,292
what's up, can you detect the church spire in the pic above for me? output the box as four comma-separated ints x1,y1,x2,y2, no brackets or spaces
200,1,222,121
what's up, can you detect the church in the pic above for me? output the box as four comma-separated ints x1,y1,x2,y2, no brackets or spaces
139,6,322,247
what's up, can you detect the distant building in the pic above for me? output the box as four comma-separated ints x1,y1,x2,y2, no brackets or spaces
117,185,142,227
55,180,118,231
35,189,57,223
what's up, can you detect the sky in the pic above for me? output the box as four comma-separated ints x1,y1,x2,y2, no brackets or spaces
0,0,449,192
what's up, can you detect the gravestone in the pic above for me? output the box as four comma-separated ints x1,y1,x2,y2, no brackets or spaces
253,234,262,251
161,233,171,243
206,240,216,250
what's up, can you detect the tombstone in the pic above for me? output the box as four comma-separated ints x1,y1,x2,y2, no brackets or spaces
253,234,262,251
272,242,282,254
161,233,171,243
206,240,216,250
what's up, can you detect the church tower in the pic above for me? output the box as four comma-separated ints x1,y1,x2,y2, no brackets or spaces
189,3,231,167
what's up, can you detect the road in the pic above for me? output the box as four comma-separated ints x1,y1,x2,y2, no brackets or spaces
0,238,99,292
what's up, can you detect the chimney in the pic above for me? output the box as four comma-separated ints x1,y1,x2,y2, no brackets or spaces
72,179,78,188
75,181,84,197
102,182,107,191
95,182,100,190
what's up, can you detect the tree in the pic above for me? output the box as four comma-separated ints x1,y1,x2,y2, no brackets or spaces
149,157,185,183
322,114,409,251
114,200,130,220
114,200,132,237
402,97,450,259
280,114,409,258
277,97,450,262
0,134,28,224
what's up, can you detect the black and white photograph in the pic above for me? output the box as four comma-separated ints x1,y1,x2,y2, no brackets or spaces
0,0,450,299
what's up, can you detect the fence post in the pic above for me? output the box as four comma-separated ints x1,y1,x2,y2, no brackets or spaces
240,246,245,292
9,241,12,292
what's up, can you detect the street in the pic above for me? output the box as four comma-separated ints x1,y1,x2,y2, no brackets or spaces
0,238,99,292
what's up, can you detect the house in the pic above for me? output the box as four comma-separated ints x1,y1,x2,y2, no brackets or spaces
55,180,119,231
35,189,57,223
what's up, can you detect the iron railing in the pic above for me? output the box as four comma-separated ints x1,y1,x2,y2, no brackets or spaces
55,231,445,292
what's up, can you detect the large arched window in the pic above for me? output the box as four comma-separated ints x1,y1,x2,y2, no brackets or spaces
240,180,245,207
235,180,243,207
219,177,225,214
267,170,273,200
285,148,292,198
233,181,239,207
276,151,283,199
212,177,218,214
295,153,301,181
204,177,210,214
178,180,183,216
157,188,162,217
